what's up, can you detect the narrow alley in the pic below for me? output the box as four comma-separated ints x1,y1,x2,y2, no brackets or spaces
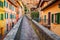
20,16,39,40
0,0,60,40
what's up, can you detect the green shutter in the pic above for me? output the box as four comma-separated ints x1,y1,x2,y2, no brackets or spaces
4,0,5,6
10,14,12,19
1,14,3,20
5,13,8,19
0,1,3,8
7,13,8,19
5,13,6,19
2,2,3,8
52,14,54,23
59,13,60,24
4,0,8,7
44,15,46,22
56,13,60,24
57,13,59,24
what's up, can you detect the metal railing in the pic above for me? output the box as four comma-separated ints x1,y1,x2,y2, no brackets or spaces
4,17,23,40
26,15,60,40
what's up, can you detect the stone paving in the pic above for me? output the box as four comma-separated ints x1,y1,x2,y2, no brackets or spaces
20,16,39,40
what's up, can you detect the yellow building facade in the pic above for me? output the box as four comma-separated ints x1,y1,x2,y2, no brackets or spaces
0,0,6,36
40,0,60,36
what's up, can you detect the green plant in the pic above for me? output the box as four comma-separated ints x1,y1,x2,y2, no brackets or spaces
31,11,39,22
24,5,28,14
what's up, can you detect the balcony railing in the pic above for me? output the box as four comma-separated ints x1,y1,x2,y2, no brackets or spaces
4,15,60,40
26,15,60,40
4,17,23,40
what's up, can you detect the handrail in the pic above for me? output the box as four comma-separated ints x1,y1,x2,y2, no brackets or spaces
32,20,60,40
26,15,60,40
4,17,23,40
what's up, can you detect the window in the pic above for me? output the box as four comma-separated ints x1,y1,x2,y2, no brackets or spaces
9,3,15,11
55,13,60,24
5,13,8,19
11,14,15,19
52,14,54,23
0,1,3,8
12,15,14,18
10,14,12,19
4,0,8,7
44,15,46,22
12,6,14,11
9,5,11,9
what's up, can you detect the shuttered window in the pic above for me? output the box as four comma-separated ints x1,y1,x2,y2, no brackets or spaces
0,1,3,8
4,0,8,7
12,6,14,11
55,13,60,24
5,13,8,19
9,4,12,9
12,15,14,18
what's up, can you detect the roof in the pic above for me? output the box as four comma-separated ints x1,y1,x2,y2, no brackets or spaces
37,0,50,8
40,0,50,7
41,0,59,11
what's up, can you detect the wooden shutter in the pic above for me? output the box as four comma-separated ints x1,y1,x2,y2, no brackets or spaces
1,14,3,20
56,13,60,24
5,13,6,19
44,15,46,22
52,14,54,23
0,1,3,8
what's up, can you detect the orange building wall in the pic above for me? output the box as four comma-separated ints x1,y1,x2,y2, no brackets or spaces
40,1,60,36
